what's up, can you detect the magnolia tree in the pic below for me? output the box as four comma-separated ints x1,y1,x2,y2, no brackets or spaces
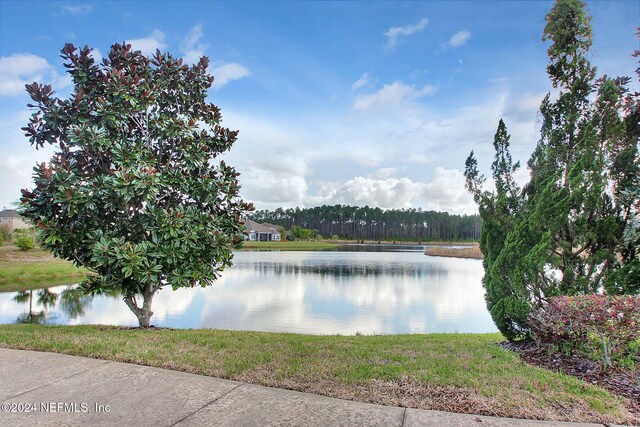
20,43,252,327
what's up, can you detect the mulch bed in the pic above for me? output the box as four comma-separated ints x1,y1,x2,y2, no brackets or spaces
499,340,640,418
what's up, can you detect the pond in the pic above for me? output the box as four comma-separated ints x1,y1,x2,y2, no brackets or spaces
0,245,497,334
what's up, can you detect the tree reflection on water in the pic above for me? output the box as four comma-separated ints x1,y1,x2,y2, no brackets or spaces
13,288,58,324
12,286,100,324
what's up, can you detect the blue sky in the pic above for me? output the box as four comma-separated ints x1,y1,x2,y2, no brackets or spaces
0,1,638,214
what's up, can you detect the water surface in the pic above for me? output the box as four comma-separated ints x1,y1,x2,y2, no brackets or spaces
0,246,496,334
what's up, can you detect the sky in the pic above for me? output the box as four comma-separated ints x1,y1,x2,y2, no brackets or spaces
0,1,638,215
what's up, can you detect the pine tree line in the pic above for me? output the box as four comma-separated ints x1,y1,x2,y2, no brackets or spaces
250,205,481,241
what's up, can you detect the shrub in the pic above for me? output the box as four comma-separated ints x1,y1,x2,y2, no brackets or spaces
15,236,35,251
529,295,640,367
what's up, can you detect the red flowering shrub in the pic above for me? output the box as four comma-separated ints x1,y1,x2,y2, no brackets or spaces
528,295,640,367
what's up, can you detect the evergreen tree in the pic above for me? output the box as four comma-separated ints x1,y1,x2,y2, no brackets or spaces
465,0,639,340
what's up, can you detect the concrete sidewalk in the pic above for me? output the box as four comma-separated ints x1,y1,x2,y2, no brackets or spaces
0,348,616,427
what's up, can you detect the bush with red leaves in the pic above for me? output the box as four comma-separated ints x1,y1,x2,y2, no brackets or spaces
528,295,640,367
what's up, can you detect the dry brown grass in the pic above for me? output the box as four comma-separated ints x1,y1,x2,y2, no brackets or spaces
0,245,56,262
231,372,632,424
425,245,483,259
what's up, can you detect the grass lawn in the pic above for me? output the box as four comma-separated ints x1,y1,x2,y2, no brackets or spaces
0,325,635,424
239,241,339,251
0,246,88,292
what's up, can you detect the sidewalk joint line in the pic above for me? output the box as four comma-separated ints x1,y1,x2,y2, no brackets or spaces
170,382,244,426
401,407,407,426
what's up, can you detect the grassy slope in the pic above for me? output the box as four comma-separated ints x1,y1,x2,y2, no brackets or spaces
0,325,635,424
0,246,88,292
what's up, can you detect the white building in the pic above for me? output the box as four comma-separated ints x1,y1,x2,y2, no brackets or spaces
243,219,282,241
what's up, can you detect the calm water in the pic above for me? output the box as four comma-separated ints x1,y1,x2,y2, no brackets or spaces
0,246,497,334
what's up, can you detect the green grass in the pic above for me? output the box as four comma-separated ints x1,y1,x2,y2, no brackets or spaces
0,246,88,292
239,241,339,251
0,325,635,424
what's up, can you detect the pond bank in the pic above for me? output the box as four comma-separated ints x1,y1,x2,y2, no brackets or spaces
0,246,87,292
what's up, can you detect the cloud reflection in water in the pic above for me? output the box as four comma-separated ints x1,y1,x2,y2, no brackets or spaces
0,249,496,334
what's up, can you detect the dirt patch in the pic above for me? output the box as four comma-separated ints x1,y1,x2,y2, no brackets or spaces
500,340,639,422
0,246,57,262
233,368,635,424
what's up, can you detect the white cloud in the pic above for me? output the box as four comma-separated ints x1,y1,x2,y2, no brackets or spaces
0,63,540,214
183,51,205,67
0,53,71,96
367,167,404,180
219,111,312,209
408,153,431,164
240,149,310,207
211,63,250,89
241,166,308,207
506,91,544,118
420,167,476,214
309,176,422,209
384,18,429,51
353,80,437,113
351,73,373,91
0,110,57,207
183,24,204,51
178,25,249,86
126,30,167,55
220,75,541,214
90,48,103,63
306,167,476,215
59,3,93,16
181,24,209,65
449,30,471,48
0,148,56,209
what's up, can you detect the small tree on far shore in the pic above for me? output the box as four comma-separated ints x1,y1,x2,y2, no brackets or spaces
20,43,252,327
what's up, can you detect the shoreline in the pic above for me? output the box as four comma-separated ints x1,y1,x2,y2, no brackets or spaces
330,239,479,246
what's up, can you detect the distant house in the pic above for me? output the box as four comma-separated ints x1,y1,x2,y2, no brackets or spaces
0,209,30,231
243,219,282,241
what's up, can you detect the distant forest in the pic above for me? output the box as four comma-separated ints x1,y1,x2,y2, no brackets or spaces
250,205,482,242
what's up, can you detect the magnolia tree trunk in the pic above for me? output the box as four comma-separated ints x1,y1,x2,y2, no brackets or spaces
123,284,156,327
